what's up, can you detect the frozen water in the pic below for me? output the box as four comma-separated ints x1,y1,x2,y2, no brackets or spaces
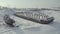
0,8,60,34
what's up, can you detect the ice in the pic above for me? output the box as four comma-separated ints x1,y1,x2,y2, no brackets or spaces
0,8,60,34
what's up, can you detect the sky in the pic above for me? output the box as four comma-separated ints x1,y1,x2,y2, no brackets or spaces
0,0,60,8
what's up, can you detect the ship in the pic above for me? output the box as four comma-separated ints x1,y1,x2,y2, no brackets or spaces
14,12,54,24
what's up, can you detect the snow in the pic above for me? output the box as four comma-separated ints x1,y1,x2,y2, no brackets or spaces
0,8,60,34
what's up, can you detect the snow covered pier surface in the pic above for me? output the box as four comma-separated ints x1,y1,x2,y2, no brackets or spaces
14,12,54,24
